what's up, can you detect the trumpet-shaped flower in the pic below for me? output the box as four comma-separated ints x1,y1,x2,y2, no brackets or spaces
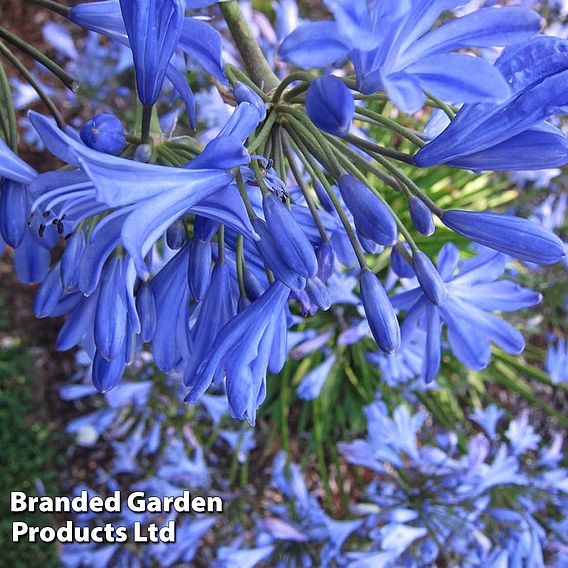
70,0,226,125
280,1,540,113
119,0,185,106
415,37,568,170
186,281,291,425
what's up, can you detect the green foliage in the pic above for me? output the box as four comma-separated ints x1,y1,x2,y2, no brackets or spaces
0,345,61,568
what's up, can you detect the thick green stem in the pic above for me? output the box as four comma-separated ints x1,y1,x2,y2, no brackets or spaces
219,1,278,92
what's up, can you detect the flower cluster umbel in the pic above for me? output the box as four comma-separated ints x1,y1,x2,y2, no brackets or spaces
0,0,567,423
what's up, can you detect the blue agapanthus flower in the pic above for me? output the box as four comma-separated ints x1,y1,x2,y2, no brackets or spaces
0,138,59,284
415,36,568,170
338,399,568,567
70,0,226,126
280,0,541,112
391,243,541,382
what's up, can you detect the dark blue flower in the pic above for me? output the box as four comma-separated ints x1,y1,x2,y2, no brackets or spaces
184,259,236,387
165,218,187,250
80,113,126,156
61,231,86,292
70,0,226,126
119,0,185,106
390,243,414,279
306,75,354,137
94,256,129,361
0,180,28,248
315,241,336,282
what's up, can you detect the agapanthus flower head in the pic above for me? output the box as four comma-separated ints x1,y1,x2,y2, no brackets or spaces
306,74,354,137
280,0,541,113
79,113,126,156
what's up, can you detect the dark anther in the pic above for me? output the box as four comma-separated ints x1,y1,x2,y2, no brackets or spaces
39,224,45,237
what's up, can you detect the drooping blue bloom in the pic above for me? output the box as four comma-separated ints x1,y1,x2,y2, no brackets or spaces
360,269,401,354
390,243,414,279
305,276,331,311
441,209,566,265
0,180,28,248
80,113,126,156
61,231,86,292
338,175,398,246
280,1,540,113
0,137,55,283
306,75,354,137
165,218,187,250
415,36,568,170
119,0,185,106
70,0,226,126
316,240,336,282
408,196,435,236
184,260,236,387
262,193,318,278
186,281,291,425
94,256,129,361
392,243,541,382
252,217,306,291
135,281,156,343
